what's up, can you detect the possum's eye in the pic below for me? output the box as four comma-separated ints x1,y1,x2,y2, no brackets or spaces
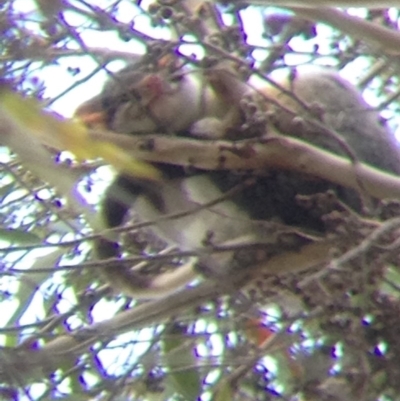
122,84,145,102
121,91,139,103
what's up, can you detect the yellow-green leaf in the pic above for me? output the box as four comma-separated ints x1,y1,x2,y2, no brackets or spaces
0,87,161,182
163,325,201,401
213,381,233,401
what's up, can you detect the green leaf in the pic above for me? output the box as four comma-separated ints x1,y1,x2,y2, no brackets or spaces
0,228,41,245
163,324,201,401
0,86,161,182
213,381,233,401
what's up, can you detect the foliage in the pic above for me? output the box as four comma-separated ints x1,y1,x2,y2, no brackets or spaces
1,1,400,400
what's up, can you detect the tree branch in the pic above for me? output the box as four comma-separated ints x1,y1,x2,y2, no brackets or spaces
86,131,400,201
237,0,400,7
288,6,400,55
8,236,335,382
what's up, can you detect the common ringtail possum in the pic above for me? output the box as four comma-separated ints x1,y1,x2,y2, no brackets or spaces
75,59,400,298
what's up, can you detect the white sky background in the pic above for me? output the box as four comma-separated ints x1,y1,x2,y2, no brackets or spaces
1,3,283,399
2,1,298,331
9,0,400,341
4,1,400,399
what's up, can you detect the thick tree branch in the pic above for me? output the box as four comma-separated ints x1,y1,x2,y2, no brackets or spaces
288,7,400,55
237,1,400,7
87,131,400,201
